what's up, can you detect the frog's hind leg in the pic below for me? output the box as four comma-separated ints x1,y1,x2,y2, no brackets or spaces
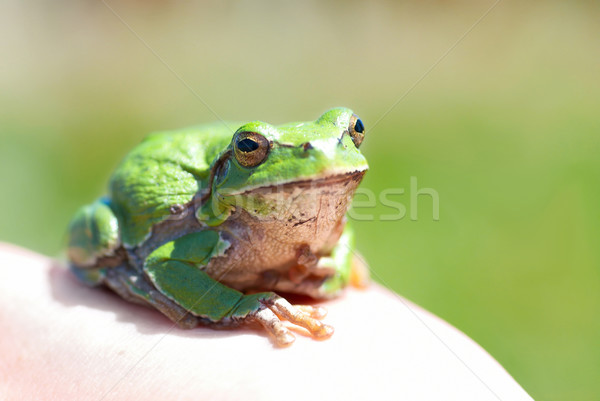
103,264,201,329
67,198,121,271
66,198,201,329
68,198,123,287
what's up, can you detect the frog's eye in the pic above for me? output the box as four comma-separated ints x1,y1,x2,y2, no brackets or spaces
234,132,270,167
348,114,365,148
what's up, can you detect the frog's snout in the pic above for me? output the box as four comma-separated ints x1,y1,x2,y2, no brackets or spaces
299,136,368,173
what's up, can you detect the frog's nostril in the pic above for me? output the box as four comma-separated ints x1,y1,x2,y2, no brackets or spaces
303,142,313,151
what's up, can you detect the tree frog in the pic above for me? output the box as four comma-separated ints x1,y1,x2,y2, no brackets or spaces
67,107,369,346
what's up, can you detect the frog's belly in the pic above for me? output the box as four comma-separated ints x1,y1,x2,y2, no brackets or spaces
204,172,363,293
205,209,345,293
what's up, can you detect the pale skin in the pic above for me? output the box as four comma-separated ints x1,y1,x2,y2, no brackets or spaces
0,243,533,401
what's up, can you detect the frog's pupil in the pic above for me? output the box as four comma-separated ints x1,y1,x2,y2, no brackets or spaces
355,119,365,133
238,138,259,152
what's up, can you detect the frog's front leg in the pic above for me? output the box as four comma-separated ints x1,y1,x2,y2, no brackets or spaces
103,264,202,329
143,231,333,346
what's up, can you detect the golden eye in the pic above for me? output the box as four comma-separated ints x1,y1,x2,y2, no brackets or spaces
348,114,365,148
233,132,270,167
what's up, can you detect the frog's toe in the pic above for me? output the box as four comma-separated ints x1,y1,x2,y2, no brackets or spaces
294,304,328,319
269,298,334,339
255,308,296,347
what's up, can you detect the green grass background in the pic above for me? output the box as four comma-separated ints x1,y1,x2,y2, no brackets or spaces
1,1,598,399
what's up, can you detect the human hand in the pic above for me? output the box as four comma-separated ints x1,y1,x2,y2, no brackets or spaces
0,243,532,401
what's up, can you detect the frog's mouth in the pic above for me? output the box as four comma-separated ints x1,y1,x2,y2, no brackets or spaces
225,170,366,228
241,170,366,194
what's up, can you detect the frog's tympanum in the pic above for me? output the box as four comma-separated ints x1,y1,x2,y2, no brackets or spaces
67,108,369,346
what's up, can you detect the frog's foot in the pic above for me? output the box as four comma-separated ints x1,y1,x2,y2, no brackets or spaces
254,298,333,346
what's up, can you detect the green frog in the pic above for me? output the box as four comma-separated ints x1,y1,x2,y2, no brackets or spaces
67,107,369,346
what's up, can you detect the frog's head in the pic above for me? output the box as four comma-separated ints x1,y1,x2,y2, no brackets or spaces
200,107,368,228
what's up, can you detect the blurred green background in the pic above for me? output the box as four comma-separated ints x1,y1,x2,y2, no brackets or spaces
1,1,598,399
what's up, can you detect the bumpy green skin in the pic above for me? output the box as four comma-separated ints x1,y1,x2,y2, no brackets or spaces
109,122,233,247
67,107,367,328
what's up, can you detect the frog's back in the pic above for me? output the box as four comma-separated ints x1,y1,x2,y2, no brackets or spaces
109,122,236,247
